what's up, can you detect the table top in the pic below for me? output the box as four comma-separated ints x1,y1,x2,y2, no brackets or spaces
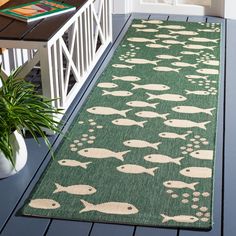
0,0,88,42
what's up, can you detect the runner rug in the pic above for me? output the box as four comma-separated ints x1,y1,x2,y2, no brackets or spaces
22,19,222,230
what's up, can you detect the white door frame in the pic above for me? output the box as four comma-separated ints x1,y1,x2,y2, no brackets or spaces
113,0,236,20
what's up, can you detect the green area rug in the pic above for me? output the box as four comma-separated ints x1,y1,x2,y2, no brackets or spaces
22,19,221,230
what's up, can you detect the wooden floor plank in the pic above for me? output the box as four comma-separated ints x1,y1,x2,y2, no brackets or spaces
179,16,225,236
135,227,177,236
46,221,92,236
223,19,236,236
90,223,134,236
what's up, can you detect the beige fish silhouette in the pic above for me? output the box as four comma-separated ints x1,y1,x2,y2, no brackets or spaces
117,164,158,176
53,183,96,195
112,64,134,69
161,214,199,223
87,106,132,117
102,90,133,97
155,34,178,39
112,75,141,81
125,58,160,65
132,24,147,28
185,90,210,95
146,93,187,102
172,106,216,115
29,199,60,209
163,180,199,190
183,44,217,51
144,154,184,165
126,101,159,108
180,167,212,178
156,55,182,60
169,30,198,35
123,139,162,150
58,159,92,169
131,83,170,91
78,148,130,161
158,25,186,30
136,28,159,33
185,75,208,79
190,150,214,160
112,118,147,128
164,119,211,130
146,44,170,49
142,20,163,24
127,37,157,43
97,82,118,88
172,62,198,68
153,66,181,73
163,40,186,45
135,111,169,120
203,60,220,66
158,132,190,140
197,68,219,75
197,29,218,32
188,37,220,43
80,200,139,215
181,51,201,55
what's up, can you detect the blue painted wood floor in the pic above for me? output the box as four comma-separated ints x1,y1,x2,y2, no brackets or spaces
0,13,235,236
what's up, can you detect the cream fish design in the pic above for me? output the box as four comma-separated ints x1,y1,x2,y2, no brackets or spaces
155,34,178,39
112,75,141,82
126,101,159,109
171,62,198,68
136,28,159,33
158,132,190,140
202,60,220,66
183,44,217,51
135,111,170,120
132,24,147,28
58,159,92,169
144,154,184,165
112,118,147,128
146,92,187,102
169,30,198,36
97,82,118,88
146,44,170,49
102,90,133,97
190,150,214,160
80,200,139,215
29,199,60,209
161,214,199,223
117,164,158,176
185,75,208,80
125,58,160,65
197,68,219,75
127,37,157,43
153,66,181,73
181,51,202,56
142,20,163,24
164,119,211,130
188,37,220,43
185,90,210,96
123,139,162,150
53,183,96,195
197,29,218,32
157,25,186,30
156,55,182,60
112,64,134,69
172,106,216,115
87,106,132,117
162,40,186,45
163,180,199,190
78,148,130,161
131,83,170,91
180,167,212,178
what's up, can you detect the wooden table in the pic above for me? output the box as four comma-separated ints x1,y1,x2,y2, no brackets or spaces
0,0,112,115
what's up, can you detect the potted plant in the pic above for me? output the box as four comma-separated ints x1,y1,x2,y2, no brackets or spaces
0,67,62,178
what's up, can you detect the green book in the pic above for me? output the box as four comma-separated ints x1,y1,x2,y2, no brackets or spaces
0,0,76,23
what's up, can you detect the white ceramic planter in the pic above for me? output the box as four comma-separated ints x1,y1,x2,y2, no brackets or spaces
0,130,27,179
